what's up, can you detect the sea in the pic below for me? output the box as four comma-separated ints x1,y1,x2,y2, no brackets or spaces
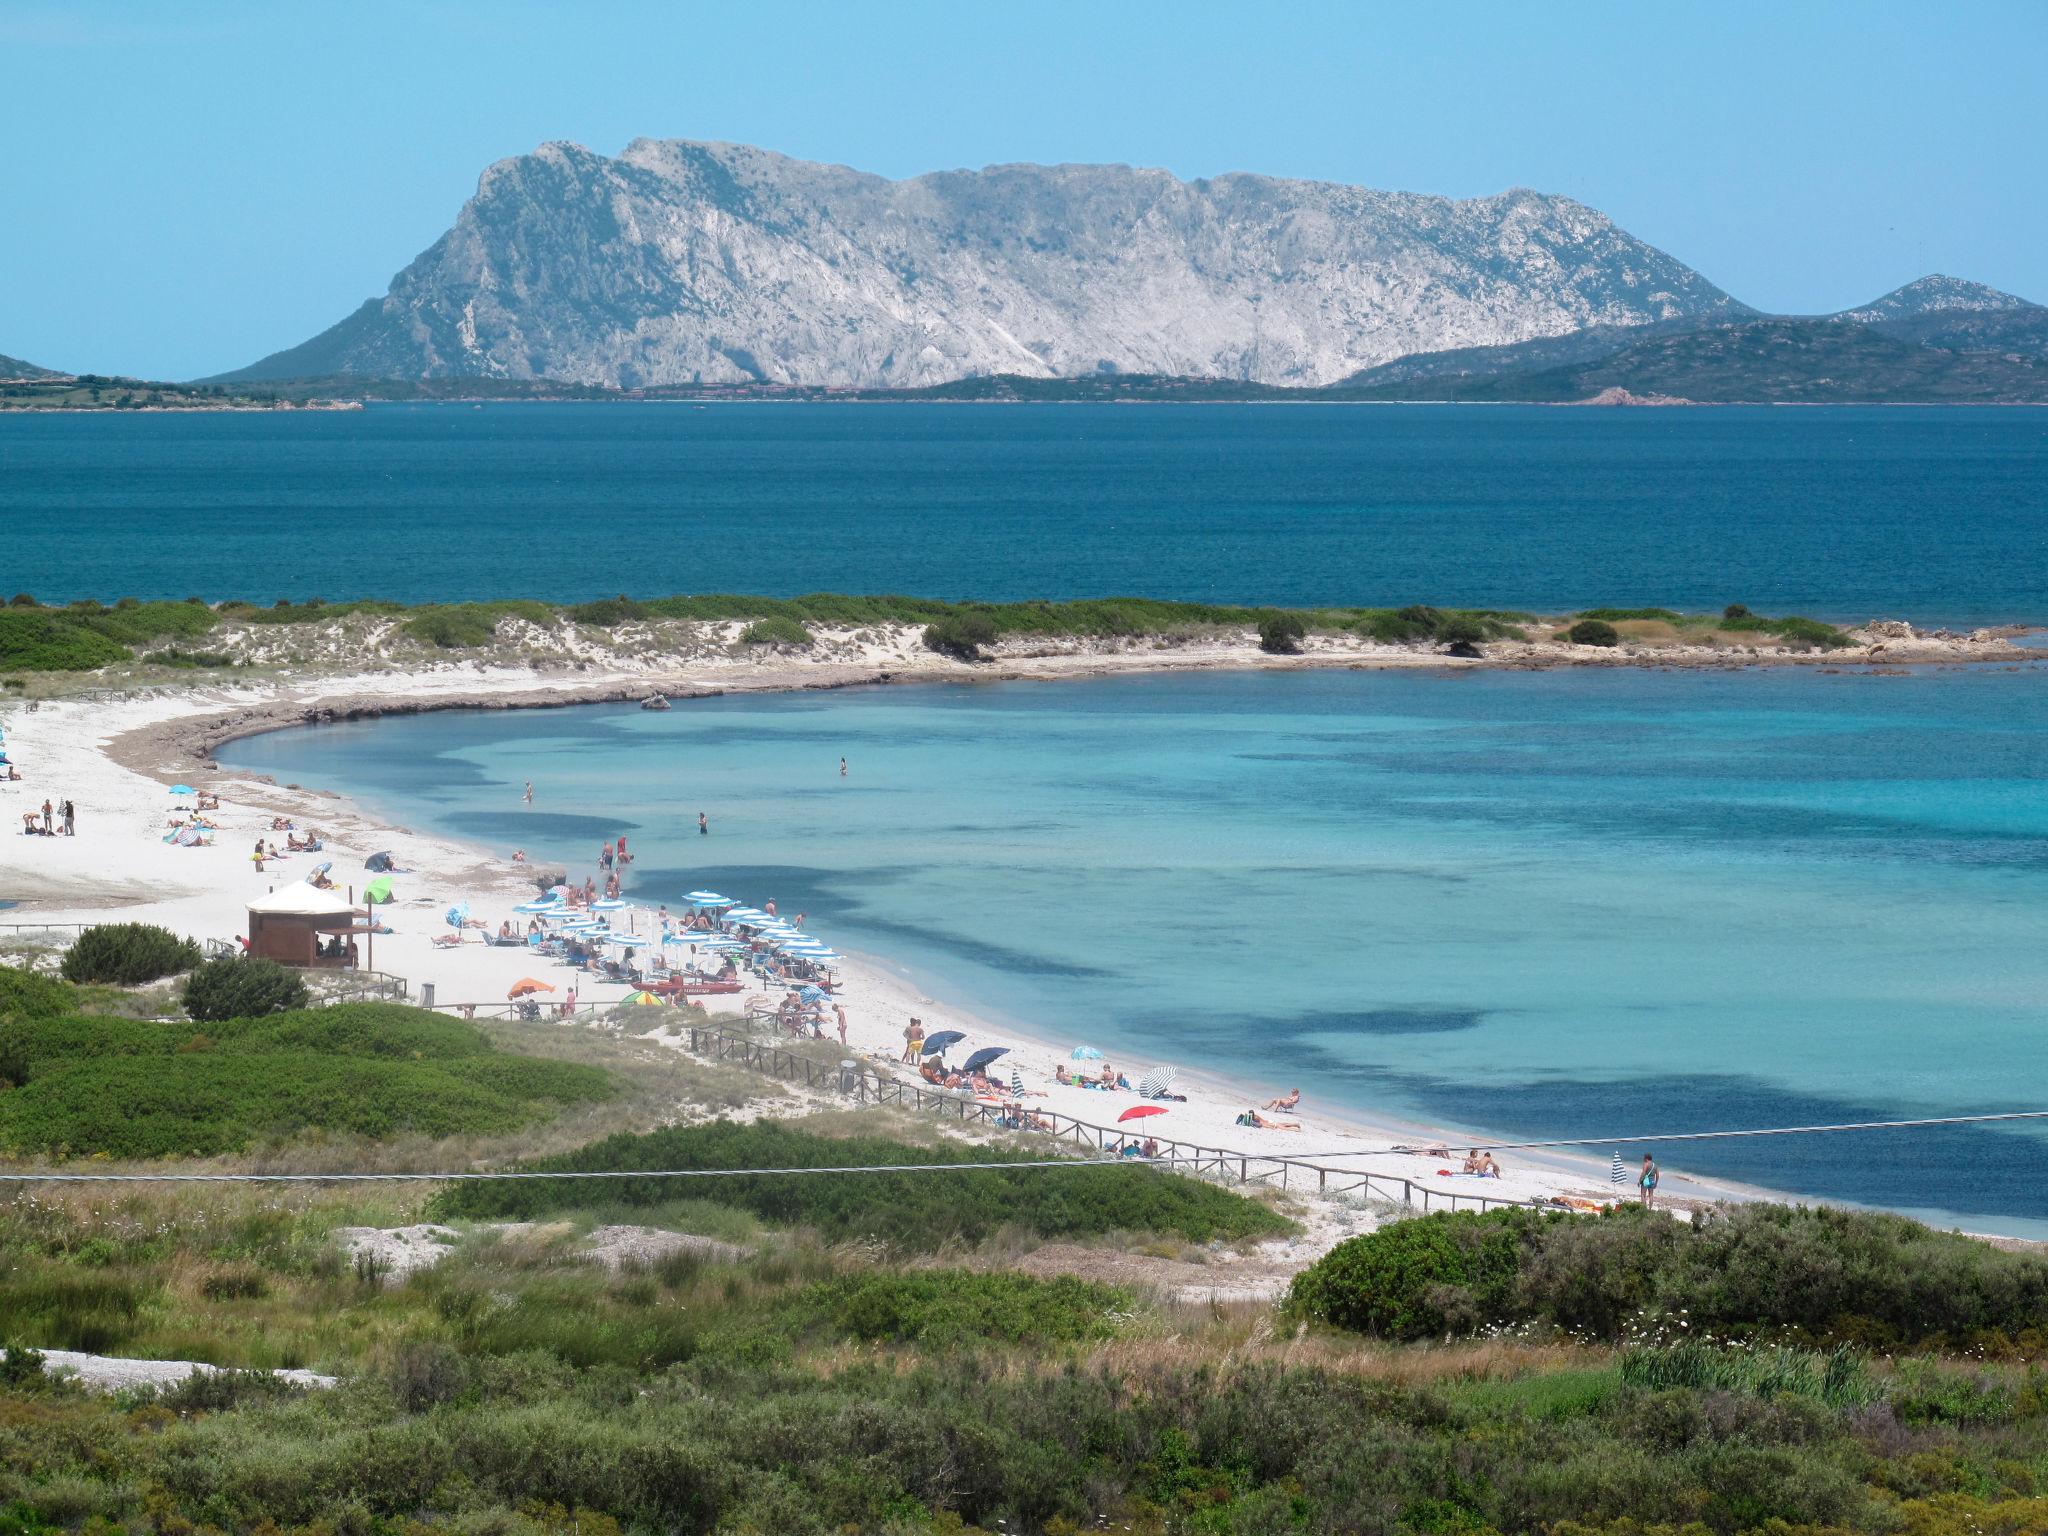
223,665,2048,1236
3,402,2046,619
14,401,2048,1233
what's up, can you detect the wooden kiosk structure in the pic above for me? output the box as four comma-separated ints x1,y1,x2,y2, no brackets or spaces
246,885,373,970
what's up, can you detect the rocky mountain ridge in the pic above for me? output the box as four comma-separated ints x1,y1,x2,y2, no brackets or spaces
225,138,1746,388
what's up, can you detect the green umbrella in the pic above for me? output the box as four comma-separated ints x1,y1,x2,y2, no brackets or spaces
364,875,394,904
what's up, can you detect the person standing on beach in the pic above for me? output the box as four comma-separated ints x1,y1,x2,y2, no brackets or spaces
1639,1154,1660,1209
697,811,708,836
834,1002,848,1047
60,799,74,836
39,799,51,833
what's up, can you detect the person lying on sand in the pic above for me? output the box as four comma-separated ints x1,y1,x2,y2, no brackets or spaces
432,933,463,948
1263,1088,1301,1111
1237,1109,1301,1131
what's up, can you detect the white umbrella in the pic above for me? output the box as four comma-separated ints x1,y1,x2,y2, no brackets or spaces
1138,1065,1179,1099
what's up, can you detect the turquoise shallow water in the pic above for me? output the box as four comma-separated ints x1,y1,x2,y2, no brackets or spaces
221,665,2048,1234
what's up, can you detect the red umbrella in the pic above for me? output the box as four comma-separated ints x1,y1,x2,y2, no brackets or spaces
1118,1105,1167,1123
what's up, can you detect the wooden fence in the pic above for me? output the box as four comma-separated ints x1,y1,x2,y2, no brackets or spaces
682,1024,1553,1215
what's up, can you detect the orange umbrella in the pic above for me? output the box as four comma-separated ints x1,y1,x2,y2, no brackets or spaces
507,978,557,999
1118,1105,1167,1123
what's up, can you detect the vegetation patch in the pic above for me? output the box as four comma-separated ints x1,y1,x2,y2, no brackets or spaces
0,1002,613,1157
182,955,309,1021
432,1118,1293,1247
58,923,201,986
1289,1204,2048,1349
737,615,813,648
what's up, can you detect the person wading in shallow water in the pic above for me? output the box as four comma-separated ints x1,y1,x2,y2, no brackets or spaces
697,811,708,836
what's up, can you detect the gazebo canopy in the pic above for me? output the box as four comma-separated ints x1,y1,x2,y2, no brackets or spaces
247,886,360,918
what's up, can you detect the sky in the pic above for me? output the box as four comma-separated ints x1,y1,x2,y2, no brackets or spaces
3,0,2043,380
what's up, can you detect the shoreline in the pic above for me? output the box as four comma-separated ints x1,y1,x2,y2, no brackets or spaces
3,648,2038,1243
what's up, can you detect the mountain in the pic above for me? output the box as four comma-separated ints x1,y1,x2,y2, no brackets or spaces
1337,272,2047,402
1834,274,2035,323
0,353,62,380
1341,315,2048,403
223,139,1745,388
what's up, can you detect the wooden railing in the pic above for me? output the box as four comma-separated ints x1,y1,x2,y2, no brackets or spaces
682,1024,1555,1215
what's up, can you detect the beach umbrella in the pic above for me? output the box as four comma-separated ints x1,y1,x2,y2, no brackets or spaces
1070,1046,1104,1061
1137,1065,1179,1099
312,861,332,875
507,978,555,998
592,898,629,911
962,1046,1009,1074
622,990,664,1006
363,875,394,904
1118,1105,1168,1124
364,851,395,872
921,1029,967,1056
685,891,734,906
444,903,470,928
168,784,195,796
798,985,826,1002
1010,1067,1024,1095
512,900,559,913
604,933,642,948
1611,1151,1626,1187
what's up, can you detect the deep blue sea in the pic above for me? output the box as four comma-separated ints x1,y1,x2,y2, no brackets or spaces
221,667,2048,1235
5,402,2048,621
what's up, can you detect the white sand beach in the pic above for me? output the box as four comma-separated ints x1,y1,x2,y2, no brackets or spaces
0,653,1834,1236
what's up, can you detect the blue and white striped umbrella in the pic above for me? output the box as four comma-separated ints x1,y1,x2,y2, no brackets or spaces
513,900,561,913
1610,1151,1626,1186
591,898,629,911
604,933,644,948
685,891,735,905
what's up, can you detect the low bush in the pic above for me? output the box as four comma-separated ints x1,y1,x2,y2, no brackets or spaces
1724,603,1753,619
568,596,647,626
182,956,309,1022
1579,607,1683,623
1290,1204,2048,1346
142,646,238,668
403,605,502,649
0,610,129,671
923,612,999,661
801,1270,1130,1347
1566,619,1620,647
1289,1210,1533,1338
59,923,201,985
1438,615,1488,649
433,1119,1293,1247
0,965,74,1021
737,615,812,648
1256,613,1307,654
0,1002,612,1156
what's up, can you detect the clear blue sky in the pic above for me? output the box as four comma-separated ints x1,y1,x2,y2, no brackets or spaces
4,0,2042,380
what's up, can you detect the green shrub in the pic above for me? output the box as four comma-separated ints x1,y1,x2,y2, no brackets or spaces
924,612,999,661
59,923,201,985
1579,608,1682,623
1288,1211,1534,1338
1566,619,1620,647
432,1119,1293,1248
143,647,237,668
568,596,646,626
181,957,309,1022
1438,616,1487,648
1724,603,1753,620
1293,1204,2048,1346
1257,613,1307,654
0,965,75,1021
0,1343,45,1386
403,606,502,649
737,616,812,648
804,1270,1130,1347
0,611,129,671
